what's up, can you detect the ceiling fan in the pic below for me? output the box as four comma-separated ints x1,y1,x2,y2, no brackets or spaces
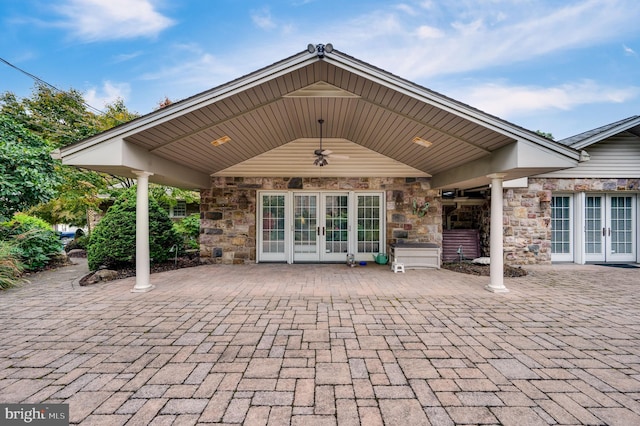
313,118,349,167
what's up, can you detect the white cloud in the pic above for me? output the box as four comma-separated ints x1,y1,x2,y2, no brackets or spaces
395,4,418,16
323,0,640,79
251,7,277,30
623,44,637,56
84,81,131,110
54,0,174,42
138,43,238,95
416,25,444,39
448,80,640,118
112,51,144,63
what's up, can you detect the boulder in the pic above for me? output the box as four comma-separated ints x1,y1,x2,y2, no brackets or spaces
83,269,119,285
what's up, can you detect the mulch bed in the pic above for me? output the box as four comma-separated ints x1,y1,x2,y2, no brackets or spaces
78,256,201,286
441,261,527,277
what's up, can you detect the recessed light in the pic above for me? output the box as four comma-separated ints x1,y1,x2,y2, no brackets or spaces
211,135,231,146
412,136,432,148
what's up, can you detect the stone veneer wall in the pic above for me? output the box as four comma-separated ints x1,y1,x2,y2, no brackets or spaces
200,177,442,264
503,179,552,265
504,177,640,265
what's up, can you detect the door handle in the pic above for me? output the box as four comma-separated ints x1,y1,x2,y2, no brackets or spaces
602,228,606,237
322,227,325,236
608,228,611,237
317,226,320,236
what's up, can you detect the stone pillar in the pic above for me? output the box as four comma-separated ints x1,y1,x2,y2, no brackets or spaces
131,171,154,292
487,173,509,293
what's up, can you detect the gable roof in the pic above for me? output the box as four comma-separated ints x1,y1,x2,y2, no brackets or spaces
558,115,640,149
59,44,580,190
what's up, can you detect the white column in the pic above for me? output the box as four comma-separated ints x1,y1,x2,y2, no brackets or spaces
131,170,155,292
487,173,509,293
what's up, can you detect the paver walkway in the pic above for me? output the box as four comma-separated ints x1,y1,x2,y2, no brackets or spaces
1,260,640,425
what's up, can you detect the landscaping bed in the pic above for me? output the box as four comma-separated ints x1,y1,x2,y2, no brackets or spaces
441,261,527,277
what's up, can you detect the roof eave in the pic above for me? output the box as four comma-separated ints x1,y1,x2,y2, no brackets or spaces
60,49,320,158
326,50,581,161
569,116,640,150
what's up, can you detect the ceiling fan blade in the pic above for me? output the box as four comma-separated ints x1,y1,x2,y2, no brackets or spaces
328,154,349,159
321,149,333,155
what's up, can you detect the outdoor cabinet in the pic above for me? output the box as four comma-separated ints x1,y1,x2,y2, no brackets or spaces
390,243,441,269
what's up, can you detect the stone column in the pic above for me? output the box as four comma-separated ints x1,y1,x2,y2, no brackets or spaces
131,171,155,293
486,173,509,293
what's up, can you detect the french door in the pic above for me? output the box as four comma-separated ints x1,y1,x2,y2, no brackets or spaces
585,194,636,262
293,192,350,262
258,191,384,263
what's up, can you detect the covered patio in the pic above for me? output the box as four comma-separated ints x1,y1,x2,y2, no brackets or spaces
58,43,580,293
1,260,640,424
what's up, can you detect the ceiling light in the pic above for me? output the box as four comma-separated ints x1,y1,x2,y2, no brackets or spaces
211,135,231,146
412,136,432,148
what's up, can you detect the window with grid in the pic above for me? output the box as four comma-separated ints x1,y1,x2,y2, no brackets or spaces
171,201,187,218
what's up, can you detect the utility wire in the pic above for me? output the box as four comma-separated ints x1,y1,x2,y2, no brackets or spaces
0,56,105,115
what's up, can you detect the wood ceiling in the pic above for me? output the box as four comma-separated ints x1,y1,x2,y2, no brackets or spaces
123,58,516,178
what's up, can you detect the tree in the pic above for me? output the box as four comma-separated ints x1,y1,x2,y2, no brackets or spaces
536,130,555,140
0,114,59,221
1,86,198,228
0,84,100,148
0,86,141,226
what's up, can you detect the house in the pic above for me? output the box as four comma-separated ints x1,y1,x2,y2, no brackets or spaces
58,43,584,292
506,116,640,265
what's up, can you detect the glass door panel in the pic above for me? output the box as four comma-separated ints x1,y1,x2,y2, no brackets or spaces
585,195,604,261
324,194,349,261
293,193,319,261
259,193,287,262
608,196,635,261
356,194,382,255
551,196,573,262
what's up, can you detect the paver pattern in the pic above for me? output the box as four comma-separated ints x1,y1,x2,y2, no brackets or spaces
1,260,640,425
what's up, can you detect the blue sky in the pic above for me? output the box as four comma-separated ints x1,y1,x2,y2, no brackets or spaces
1,0,639,139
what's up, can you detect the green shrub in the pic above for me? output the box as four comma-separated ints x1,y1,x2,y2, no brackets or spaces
87,187,181,271
0,213,62,271
0,239,26,289
173,214,200,250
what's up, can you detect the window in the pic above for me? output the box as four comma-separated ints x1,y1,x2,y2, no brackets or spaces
170,201,187,218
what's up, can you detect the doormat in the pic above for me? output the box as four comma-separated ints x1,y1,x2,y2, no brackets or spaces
595,263,640,268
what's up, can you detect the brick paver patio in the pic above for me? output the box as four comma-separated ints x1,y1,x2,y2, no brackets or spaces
1,260,640,425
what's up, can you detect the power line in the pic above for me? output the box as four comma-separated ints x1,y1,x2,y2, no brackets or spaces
0,56,105,115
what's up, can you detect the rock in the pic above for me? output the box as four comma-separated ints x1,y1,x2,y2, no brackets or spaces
472,257,491,265
67,249,86,258
83,269,119,285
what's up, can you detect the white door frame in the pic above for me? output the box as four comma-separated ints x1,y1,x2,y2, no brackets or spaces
552,192,638,264
257,190,385,263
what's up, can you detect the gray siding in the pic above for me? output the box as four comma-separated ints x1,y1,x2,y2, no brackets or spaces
535,132,640,178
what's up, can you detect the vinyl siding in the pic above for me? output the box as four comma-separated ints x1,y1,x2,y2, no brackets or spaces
535,132,640,178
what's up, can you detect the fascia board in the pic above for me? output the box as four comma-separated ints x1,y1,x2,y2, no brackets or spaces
62,139,210,188
62,138,125,166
